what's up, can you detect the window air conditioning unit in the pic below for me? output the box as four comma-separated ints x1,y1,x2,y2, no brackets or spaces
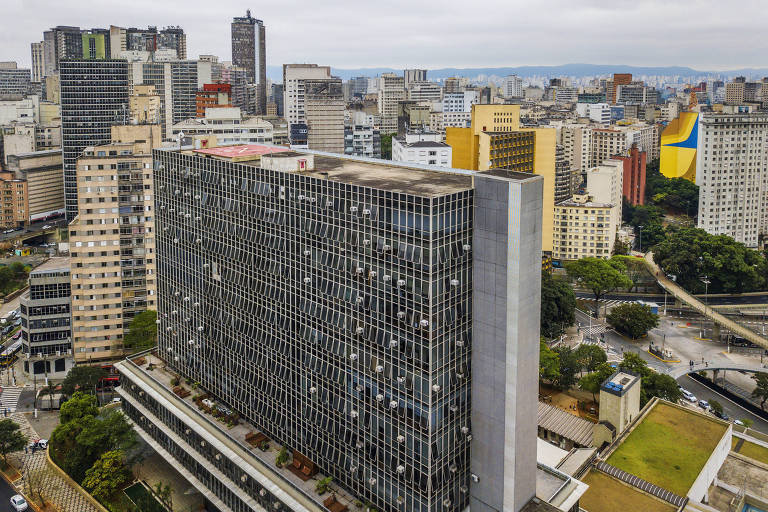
375,365,384,373
376,394,384,402
396,279,405,287
396,465,405,474
456,339,464,347
383,275,391,282
303,250,311,256
350,410,358,418
363,209,371,215
309,386,317,394
382,244,391,251
303,277,311,284
350,353,358,361
356,326,364,335
450,279,459,286
188,339,195,345
350,206,358,213
396,435,405,443
432,384,441,392
389,400,398,409
461,426,470,434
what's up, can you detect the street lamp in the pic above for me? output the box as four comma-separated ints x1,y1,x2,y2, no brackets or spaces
700,275,710,339
638,225,644,253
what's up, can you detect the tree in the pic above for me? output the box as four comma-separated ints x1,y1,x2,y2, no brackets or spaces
612,238,630,256
752,372,768,410
641,373,682,406
742,418,754,429
60,391,99,424
574,344,607,373
653,227,767,294
645,160,699,216
709,400,723,416
611,255,648,292
540,271,576,338
61,366,108,398
618,352,651,377
153,481,173,511
0,419,27,467
23,465,60,508
578,362,615,402
0,266,13,292
607,303,659,339
9,261,27,280
565,257,632,315
82,450,132,503
380,133,395,160
639,222,666,251
553,346,580,390
124,310,158,350
539,340,560,384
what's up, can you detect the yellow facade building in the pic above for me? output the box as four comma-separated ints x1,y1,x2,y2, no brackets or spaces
446,104,557,252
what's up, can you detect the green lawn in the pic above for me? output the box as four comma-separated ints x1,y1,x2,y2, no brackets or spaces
606,402,727,496
124,482,166,512
732,438,768,465
580,470,677,512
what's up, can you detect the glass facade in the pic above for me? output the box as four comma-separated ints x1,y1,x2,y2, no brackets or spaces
153,149,474,512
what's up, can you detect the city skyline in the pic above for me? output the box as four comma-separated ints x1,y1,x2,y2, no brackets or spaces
3,0,768,72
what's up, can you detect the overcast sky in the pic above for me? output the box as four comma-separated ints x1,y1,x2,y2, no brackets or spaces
3,0,767,71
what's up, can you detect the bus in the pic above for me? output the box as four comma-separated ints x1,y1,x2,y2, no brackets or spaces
0,339,21,368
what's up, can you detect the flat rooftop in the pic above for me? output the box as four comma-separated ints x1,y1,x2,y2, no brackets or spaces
179,144,476,197
601,371,639,396
605,401,729,496
579,469,676,512
31,256,69,273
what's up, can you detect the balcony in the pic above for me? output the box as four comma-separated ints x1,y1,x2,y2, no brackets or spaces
120,353,358,512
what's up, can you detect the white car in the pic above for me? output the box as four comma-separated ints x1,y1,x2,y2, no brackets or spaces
681,390,697,403
10,494,28,511
734,419,745,426
42,225,52,229
112,397,122,404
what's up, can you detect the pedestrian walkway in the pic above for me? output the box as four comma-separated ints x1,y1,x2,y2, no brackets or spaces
8,412,101,512
0,386,22,413
580,323,608,342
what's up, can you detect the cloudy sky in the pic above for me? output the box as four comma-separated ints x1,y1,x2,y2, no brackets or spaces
3,0,766,71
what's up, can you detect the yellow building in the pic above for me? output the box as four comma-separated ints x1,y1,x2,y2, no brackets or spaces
660,112,698,182
129,84,162,125
446,104,557,252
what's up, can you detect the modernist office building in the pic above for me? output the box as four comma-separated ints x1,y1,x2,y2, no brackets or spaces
231,11,267,114
60,59,129,220
117,146,543,512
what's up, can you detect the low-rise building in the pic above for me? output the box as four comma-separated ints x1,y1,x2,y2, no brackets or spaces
172,107,273,146
344,124,380,158
5,149,65,224
553,194,615,260
391,132,451,166
20,257,73,380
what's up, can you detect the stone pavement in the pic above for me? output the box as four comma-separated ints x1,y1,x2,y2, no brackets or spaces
8,412,101,512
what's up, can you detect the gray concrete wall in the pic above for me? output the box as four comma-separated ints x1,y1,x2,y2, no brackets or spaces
470,172,543,512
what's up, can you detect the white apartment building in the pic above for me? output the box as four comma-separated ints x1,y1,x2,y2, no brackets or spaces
443,91,478,113
392,132,451,167
0,95,39,125
407,81,442,103
442,111,471,128
696,112,768,248
282,64,332,126
378,73,405,134
586,159,624,230
171,107,273,146
503,75,524,98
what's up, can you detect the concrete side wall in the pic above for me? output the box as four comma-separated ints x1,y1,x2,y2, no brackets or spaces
689,425,732,502
470,173,542,512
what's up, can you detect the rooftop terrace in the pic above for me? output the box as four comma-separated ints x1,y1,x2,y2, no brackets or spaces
604,401,729,496
579,469,676,512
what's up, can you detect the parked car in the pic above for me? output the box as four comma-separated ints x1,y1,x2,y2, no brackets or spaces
698,399,710,410
714,410,729,421
10,494,28,511
42,224,52,229
681,390,697,403
734,419,745,426
111,397,122,404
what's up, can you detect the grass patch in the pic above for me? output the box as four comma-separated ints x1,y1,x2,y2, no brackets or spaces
732,438,768,465
606,402,727,496
124,482,166,512
580,470,677,512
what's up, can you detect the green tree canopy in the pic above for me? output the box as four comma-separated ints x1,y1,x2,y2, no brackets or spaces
380,133,395,159
553,346,581,389
124,310,158,350
574,344,608,373
60,391,99,424
0,419,27,466
82,450,132,503
653,227,767,294
617,352,681,406
61,366,108,398
752,372,768,410
611,255,648,292
541,271,576,339
566,257,632,314
645,159,699,216
607,303,659,339
578,362,615,402
709,400,723,416
539,340,561,384
618,352,651,377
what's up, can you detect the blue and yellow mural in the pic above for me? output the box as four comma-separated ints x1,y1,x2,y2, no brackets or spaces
660,112,698,182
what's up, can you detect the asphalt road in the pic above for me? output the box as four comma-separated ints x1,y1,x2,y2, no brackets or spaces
0,475,18,510
0,218,66,243
677,374,768,433
575,291,768,306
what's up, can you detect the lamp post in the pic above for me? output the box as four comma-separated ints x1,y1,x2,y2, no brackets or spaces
638,225,643,252
700,276,710,340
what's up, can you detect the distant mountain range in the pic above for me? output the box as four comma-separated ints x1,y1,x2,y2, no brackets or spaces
266,63,768,83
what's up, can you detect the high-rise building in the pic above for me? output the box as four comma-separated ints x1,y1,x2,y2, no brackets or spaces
696,113,768,248
378,73,405,134
403,68,427,88
305,78,344,153
270,83,284,117
391,132,451,166
117,144,543,512
0,63,32,96
503,75,524,98
344,123,380,158
69,124,159,363
442,91,478,113
283,64,335,146
60,59,129,220
43,26,84,76
31,42,45,83
20,257,73,380
129,84,162,125
221,66,248,113
349,76,369,97
608,73,632,104
231,10,267,114
5,149,65,223
407,81,442,103
110,25,187,59
612,144,646,206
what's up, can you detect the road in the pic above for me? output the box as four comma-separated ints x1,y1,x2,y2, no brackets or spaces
0,218,66,243
677,374,768,433
575,291,768,306
0,473,18,508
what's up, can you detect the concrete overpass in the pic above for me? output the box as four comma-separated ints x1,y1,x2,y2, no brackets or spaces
644,252,768,350
666,362,768,380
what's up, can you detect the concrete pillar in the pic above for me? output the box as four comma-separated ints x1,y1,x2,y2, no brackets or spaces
712,323,721,341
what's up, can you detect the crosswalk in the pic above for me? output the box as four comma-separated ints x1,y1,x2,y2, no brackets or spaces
0,386,22,413
599,299,636,309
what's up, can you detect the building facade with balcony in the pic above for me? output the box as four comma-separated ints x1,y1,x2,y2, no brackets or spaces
117,145,544,512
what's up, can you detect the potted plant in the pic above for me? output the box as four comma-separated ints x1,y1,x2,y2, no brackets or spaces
275,447,288,468
259,440,270,452
315,476,332,495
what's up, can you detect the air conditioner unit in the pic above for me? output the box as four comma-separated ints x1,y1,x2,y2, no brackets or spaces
356,267,364,274
193,302,200,307
188,339,195,345
326,200,334,207
456,339,464,347
396,465,405,474
195,238,202,244
369,270,377,278
382,244,391,251
390,400,398,409
350,410,358,418
173,238,179,243
432,384,441,392
56,351,61,356
183,296,190,302
471,474,479,483
383,275,391,282
396,279,405,287
356,326,364,335
197,326,204,331
376,393,384,402
396,435,405,443
420,319,429,328
155,319,161,325
350,206,358,213
303,250,311,256
363,239,370,246
185,213,191,219
309,386,317,394
461,426,470,434
375,365,384,373
350,353,358,361
297,194,305,200
450,279,460,286
369,478,376,486
363,208,371,215
174,356,179,361
303,277,311,284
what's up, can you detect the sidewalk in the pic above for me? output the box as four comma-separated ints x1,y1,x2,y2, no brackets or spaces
8,412,101,512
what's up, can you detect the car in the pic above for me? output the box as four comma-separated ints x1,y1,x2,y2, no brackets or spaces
734,419,745,426
111,397,121,404
10,494,28,511
42,225,52,229
37,439,48,449
2,229,14,234
681,390,697,402
698,399,710,410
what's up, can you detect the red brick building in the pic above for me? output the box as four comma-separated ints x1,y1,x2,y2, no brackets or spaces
613,144,646,206
196,83,232,117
